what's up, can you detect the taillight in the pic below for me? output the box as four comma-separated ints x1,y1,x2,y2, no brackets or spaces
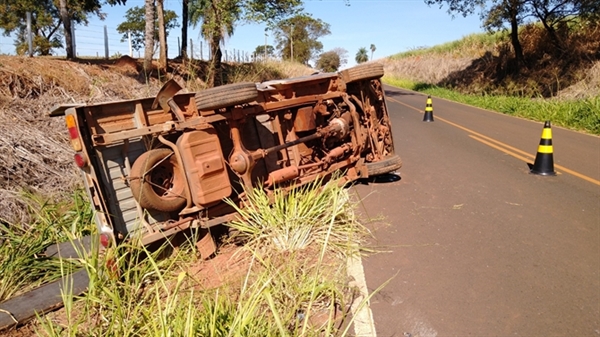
100,233,111,248
65,114,83,151
74,153,87,168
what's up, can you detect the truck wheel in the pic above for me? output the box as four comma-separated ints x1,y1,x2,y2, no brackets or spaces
130,148,186,212
365,154,403,177
195,82,258,111
339,63,384,83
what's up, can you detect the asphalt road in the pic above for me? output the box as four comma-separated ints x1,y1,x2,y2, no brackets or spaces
353,85,600,336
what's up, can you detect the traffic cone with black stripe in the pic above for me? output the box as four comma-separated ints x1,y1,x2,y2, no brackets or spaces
423,95,434,122
529,121,556,176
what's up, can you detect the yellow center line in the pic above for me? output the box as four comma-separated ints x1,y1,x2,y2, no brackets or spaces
468,135,534,162
387,96,600,186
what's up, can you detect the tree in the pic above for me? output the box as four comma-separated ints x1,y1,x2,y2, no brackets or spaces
332,47,348,67
526,0,600,50
243,0,302,22
189,0,302,87
487,0,526,68
273,14,331,65
425,0,525,68
59,0,73,58
355,47,368,63
189,0,240,86
116,6,178,52
181,0,188,58
253,44,275,60
424,0,600,68
13,25,62,56
316,51,340,72
156,0,167,69
316,47,348,71
0,0,125,56
370,43,376,60
144,0,154,72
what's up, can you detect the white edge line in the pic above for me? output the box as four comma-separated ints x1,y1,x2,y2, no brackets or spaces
347,255,377,337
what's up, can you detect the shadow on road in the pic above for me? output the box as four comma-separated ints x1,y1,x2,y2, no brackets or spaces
356,173,402,185
384,90,416,98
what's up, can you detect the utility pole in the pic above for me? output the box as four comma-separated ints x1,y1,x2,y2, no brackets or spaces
264,31,268,61
104,25,109,59
128,31,133,57
190,39,194,60
290,24,294,62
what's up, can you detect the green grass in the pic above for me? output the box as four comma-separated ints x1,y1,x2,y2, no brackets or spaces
0,190,92,302
383,76,600,135
36,176,372,336
226,175,370,256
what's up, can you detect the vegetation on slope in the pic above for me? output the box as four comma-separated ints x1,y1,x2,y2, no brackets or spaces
0,57,372,336
382,20,600,134
13,177,368,336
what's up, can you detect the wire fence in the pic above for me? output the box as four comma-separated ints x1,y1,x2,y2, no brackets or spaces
0,23,261,64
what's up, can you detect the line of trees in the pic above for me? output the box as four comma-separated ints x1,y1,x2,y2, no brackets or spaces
0,0,305,86
2,0,598,83
0,0,126,56
0,0,374,82
312,44,376,73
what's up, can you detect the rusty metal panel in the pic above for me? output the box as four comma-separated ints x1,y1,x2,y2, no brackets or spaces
177,128,232,206
86,95,195,135
294,106,316,132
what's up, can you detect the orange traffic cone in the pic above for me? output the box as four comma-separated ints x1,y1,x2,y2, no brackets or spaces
529,121,556,176
423,96,434,122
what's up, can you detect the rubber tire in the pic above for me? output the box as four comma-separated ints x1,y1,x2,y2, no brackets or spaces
130,148,186,212
365,154,403,177
339,63,384,83
195,82,258,111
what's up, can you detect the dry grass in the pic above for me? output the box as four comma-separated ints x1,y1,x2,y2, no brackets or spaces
380,54,473,85
383,21,600,99
556,61,600,100
0,56,161,224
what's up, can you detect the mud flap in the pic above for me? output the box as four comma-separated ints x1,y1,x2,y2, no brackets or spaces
196,228,217,260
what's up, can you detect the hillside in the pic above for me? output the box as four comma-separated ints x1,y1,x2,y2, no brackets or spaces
381,21,600,99
0,56,314,225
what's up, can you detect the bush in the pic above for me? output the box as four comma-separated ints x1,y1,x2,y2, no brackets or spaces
316,51,341,72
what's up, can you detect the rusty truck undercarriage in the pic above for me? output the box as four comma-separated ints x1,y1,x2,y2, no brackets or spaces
52,62,401,248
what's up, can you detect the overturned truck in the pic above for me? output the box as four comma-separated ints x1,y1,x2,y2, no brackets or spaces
51,63,401,251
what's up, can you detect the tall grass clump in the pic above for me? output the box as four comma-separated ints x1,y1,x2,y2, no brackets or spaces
227,176,370,256
39,176,371,336
0,190,92,302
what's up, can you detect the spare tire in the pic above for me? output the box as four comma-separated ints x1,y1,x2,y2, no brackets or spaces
195,82,258,111
339,63,384,83
365,154,403,177
130,148,186,212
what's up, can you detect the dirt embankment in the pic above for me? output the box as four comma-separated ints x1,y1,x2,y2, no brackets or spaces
382,22,600,99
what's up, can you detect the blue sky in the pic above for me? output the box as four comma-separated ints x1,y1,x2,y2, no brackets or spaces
0,0,485,68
